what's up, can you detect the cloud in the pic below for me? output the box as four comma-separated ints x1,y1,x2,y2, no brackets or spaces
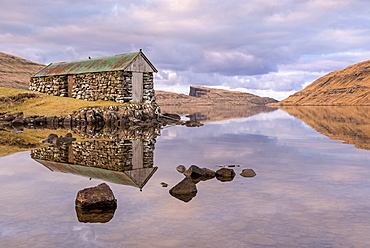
1,0,370,99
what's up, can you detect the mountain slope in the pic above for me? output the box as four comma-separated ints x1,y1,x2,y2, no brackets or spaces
0,52,44,89
277,60,370,105
156,86,278,106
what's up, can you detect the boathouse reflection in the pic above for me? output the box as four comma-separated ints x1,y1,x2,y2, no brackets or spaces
30,138,157,190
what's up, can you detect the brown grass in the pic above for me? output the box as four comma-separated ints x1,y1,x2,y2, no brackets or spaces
0,87,121,116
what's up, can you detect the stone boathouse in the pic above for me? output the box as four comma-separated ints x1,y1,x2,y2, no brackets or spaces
30,50,157,103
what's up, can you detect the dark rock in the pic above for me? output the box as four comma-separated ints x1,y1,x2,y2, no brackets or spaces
240,169,257,177
75,207,116,223
11,118,24,126
183,165,203,179
40,133,58,143
161,182,169,187
161,113,181,121
75,183,117,209
3,115,15,122
40,133,76,147
46,116,58,125
176,165,186,173
184,165,216,181
183,121,204,127
169,178,197,202
200,168,216,179
216,168,236,182
34,116,46,125
60,133,76,144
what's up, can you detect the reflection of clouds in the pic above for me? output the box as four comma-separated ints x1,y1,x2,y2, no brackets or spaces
72,225,97,244
2,111,370,246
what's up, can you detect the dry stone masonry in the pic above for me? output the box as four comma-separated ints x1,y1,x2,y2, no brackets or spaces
30,71,155,103
30,51,157,103
31,139,155,172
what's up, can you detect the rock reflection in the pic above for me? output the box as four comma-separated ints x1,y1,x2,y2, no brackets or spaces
75,207,116,223
280,106,370,151
75,183,117,223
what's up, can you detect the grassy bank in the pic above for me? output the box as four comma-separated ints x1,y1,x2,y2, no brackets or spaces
0,87,123,155
0,87,120,116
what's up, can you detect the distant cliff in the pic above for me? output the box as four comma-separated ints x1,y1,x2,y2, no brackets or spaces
156,86,278,106
0,52,44,90
277,60,370,105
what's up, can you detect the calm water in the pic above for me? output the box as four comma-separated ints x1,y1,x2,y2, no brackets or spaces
2,107,370,247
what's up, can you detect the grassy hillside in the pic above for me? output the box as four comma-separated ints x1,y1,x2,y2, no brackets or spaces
0,87,120,116
276,60,370,105
0,52,44,89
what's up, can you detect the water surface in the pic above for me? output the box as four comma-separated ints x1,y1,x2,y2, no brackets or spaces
1,107,370,247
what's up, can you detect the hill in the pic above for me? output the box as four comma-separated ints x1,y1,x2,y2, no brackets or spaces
0,52,44,89
155,86,278,106
277,60,370,105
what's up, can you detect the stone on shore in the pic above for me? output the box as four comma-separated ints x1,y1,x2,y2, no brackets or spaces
75,183,117,209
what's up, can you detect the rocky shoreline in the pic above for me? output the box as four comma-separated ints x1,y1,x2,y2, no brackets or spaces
0,103,203,131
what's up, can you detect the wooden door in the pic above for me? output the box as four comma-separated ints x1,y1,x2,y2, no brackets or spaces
67,75,73,97
132,140,143,169
132,72,143,102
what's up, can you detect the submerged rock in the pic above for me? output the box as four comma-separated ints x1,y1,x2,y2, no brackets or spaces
216,168,236,182
75,183,117,209
240,169,257,177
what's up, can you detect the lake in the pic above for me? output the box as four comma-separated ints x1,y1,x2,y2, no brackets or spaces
1,106,370,247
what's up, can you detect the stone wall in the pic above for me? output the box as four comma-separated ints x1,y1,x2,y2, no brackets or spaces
143,72,155,103
30,139,156,171
29,75,68,96
30,71,155,103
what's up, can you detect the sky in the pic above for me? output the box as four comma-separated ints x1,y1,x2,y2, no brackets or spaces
1,0,370,100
